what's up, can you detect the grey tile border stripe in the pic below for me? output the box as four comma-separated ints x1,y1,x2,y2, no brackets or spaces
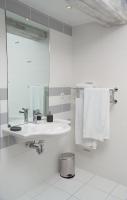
0,0,72,36
0,0,4,8
49,103,71,114
64,24,72,36
49,87,71,96
0,135,16,149
5,0,30,19
0,113,8,125
0,88,7,100
49,17,63,33
31,8,49,27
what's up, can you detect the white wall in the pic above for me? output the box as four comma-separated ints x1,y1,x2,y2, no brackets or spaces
0,8,8,134
49,29,73,120
0,9,7,89
0,9,73,200
73,22,127,186
50,29,73,87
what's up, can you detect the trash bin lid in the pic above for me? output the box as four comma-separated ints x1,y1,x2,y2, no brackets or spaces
60,152,75,159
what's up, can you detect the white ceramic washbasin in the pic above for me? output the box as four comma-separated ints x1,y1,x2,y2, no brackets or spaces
4,119,71,140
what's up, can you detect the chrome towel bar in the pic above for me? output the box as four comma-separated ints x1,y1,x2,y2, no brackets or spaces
73,87,118,104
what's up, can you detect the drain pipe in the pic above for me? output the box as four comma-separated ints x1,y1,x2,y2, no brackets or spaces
26,140,45,154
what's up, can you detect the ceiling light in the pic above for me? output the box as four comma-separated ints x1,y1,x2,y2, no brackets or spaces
15,41,20,44
25,18,29,21
66,5,72,9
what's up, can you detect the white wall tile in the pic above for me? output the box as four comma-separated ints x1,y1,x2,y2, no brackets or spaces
54,111,71,120
0,100,7,113
49,95,71,106
50,29,73,86
0,124,8,137
0,9,7,88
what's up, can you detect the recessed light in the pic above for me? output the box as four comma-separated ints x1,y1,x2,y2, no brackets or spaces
66,5,72,9
15,41,20,44
26,60,32,63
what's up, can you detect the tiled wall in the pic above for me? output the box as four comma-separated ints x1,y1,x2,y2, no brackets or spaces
0,9,13,149
49,87,71,116
0,0,72,36
0,88,17,149
0,88,8,130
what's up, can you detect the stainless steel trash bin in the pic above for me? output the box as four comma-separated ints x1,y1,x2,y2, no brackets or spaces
59,153,75,178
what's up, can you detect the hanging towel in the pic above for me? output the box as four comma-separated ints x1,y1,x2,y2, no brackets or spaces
75,88,110,150
75,90,84,145
83,88,110,150
75,89,97,150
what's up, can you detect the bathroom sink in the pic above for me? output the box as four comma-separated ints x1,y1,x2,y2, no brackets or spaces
4,119,71,140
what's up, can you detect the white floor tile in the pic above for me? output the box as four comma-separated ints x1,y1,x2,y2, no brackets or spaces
68,197,79,200
25,182,49,198
111,184,127,199
87,176,117,193
16,195,31,200
54,176,83,194
75,168,94,183
15,168,127,200
34,186,70,200
74,185,108,200
106,196,121,200
45,173,61,185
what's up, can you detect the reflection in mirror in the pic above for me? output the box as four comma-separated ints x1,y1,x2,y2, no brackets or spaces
6,11,50,126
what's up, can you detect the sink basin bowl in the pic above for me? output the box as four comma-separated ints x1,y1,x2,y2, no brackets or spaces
4,119,71,140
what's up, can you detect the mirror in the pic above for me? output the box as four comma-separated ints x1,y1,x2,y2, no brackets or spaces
6,11,50,126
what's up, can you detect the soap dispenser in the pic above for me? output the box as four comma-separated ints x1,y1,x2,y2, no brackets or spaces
47,111,53,122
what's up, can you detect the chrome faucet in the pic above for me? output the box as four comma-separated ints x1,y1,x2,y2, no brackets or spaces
33,110,38,123
33,109,42,123
19,108,29,123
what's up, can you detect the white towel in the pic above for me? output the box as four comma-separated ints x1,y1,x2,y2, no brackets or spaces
75,88,110,150
75,90,97,150
83,88,110,141
75,90,84,145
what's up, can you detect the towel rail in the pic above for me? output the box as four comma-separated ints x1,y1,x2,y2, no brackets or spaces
73,87,118,104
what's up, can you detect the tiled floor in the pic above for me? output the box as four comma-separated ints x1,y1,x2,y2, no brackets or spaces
17,168,127,200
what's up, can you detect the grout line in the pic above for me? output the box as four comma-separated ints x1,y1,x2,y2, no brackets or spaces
43,171,95,197
71,174,96,197
67,194,80,200
105,183,121,199
15,170,125,200
75,172,120,198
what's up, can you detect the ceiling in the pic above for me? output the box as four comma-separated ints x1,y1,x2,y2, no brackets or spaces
19,0,93,26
